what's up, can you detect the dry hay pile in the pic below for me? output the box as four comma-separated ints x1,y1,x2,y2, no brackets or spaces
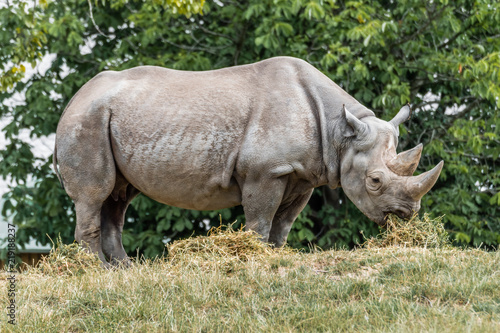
364,213,450,249
166,224,290,268
33,237,101,276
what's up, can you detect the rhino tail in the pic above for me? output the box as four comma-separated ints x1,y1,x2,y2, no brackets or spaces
53,143,65,190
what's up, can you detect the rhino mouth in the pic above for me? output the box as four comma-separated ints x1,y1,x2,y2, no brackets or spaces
381,207,412,226
359,203,414,227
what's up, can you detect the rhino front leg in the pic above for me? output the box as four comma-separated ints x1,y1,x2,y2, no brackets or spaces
268,189,314,247
241,176,288,242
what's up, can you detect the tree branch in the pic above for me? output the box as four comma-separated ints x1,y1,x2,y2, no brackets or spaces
87,0,111,39
197,25,234,42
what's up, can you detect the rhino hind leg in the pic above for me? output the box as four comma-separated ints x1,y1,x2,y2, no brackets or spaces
74,202,111,268
56,103,116,267
101,179,140,267
268,189,314,247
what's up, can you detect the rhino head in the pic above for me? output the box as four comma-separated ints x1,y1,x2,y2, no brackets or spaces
339,105,443,225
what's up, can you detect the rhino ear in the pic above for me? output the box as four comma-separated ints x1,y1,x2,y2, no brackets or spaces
390,104,412,132
343,105,367,137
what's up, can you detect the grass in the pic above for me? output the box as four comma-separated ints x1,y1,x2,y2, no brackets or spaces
0,218,499,332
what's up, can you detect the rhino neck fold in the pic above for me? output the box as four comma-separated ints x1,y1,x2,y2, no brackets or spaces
322,115,343,189
311,91,374,189
305,85,343,189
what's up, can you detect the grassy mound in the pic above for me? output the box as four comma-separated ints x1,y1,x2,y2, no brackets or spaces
32,236,101,276
5,218,498,332
364,213,450,249
5,245,498,332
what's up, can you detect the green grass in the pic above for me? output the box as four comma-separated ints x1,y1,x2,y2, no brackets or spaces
1,237,498,332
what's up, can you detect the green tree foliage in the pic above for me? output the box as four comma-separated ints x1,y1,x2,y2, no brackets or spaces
1,0,498,256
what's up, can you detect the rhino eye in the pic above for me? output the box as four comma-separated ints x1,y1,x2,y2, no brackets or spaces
366,174,384,191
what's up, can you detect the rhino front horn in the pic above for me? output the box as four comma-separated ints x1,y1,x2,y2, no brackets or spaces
387,143,423,176
407,160,444,200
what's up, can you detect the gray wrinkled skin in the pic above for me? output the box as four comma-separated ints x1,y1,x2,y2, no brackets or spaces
53,57,443,266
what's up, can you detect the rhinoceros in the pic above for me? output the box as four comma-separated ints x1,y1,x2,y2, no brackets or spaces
53,56,443,266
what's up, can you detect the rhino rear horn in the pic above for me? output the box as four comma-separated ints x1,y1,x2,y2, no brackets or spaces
407,160,444,200
390,104,412,131
387,143,423,176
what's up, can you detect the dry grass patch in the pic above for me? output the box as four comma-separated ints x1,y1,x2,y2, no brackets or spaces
166,224,296,271
29,236,101,276
167,224,274,260
363,213,450,249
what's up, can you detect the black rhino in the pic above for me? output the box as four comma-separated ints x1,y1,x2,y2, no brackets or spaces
53,57,443,266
